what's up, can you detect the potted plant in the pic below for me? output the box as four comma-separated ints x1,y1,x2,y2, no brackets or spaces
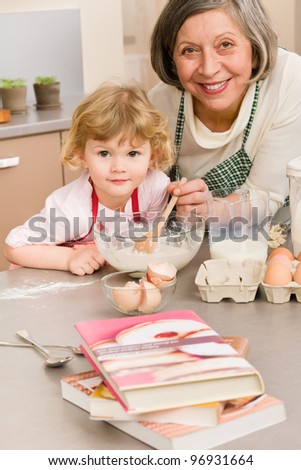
0,78,27,113
33,75,61,109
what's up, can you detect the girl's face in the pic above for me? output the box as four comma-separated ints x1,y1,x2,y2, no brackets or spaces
81,134,153,210
173,9,255,129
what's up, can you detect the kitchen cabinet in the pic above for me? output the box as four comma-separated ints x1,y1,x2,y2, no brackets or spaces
0,133,63,271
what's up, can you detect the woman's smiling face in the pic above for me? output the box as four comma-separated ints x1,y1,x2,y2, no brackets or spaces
173,9,255,126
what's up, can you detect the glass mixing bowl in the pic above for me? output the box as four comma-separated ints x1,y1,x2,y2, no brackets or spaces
94,211,205,273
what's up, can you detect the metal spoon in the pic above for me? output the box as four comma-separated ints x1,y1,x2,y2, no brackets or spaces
0,341,83,355
16,330,73,367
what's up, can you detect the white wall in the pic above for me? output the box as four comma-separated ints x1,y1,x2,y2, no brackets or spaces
263,0,296,51
122,0,167,90
0,0,124,94
80,1,124,93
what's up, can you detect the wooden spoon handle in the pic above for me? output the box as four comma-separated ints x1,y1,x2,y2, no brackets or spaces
156,177,187,234
162,177,187,216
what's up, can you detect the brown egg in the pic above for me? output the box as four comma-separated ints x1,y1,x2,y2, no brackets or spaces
267,254,293,269
297,252,301,262
263,263,293,286
293,263,301,284
268,247,294,261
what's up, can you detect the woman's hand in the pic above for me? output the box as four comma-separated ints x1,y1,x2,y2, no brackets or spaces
168,178,209,217
67,244,106,276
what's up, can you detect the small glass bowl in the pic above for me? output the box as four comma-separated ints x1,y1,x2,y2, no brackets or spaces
101,271,177,316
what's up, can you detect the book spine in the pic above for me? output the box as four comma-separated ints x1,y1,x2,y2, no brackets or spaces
80,344,130,412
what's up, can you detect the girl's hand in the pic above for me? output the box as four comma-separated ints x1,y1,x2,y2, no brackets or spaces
67,244,106,276
168,178,209,217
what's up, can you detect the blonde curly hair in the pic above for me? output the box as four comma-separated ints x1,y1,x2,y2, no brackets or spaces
61,82,175,171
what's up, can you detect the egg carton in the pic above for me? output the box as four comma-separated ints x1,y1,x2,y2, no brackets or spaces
195,259,262,303
261,261,301,303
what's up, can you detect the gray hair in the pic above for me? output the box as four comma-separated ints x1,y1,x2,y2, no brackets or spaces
150,0,278,89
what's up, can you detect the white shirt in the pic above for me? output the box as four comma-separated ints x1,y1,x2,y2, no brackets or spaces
6,169,170,248
149,48,301,215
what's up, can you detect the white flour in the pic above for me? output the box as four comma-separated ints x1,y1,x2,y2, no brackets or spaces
0,279,98,300
102,244,199,272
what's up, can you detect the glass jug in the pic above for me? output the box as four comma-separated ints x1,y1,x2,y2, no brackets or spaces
287,156,301,258
206,188,270,264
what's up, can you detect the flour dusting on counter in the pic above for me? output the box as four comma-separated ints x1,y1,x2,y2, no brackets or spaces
0,278,98,300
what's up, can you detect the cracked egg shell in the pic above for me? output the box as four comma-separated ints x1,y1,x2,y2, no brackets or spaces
147,276,176,287
146,261,177,287
112,281,142,313
138,280,162,314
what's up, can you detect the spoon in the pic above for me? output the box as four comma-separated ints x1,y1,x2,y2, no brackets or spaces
16,330,73,367
133,177,187,253
0,341,83,355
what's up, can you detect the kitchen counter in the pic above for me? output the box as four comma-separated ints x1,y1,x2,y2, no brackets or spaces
0,94,84,139
0,238,300,450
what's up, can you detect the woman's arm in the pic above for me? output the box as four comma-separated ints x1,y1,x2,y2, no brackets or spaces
4,243,106,276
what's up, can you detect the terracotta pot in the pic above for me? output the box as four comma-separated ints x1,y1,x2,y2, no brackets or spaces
33,82,61,109
0,109,11,123
0,87,27,113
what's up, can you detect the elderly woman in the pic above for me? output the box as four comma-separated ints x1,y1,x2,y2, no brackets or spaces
150,0,301,217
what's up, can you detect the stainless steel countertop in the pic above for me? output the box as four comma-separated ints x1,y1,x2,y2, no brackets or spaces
0,237,300,450
0,94,84,139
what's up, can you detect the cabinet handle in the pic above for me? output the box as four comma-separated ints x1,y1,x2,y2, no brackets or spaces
0,156,20,169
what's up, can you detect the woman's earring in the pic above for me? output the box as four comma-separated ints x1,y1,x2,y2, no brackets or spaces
171,60,177,73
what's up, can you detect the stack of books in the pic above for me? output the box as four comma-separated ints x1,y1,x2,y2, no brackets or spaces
61,309,286,449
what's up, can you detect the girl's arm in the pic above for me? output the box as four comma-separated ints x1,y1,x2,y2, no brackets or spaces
4,243,106,276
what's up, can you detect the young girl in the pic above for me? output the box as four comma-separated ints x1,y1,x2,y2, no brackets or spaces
4,83,175,275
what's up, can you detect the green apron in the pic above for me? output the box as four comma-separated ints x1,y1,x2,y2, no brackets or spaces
170,82,260,196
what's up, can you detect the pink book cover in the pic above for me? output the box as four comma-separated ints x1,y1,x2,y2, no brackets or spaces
75,310,258,391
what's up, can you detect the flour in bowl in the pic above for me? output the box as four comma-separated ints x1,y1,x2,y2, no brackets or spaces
101,243,200,272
